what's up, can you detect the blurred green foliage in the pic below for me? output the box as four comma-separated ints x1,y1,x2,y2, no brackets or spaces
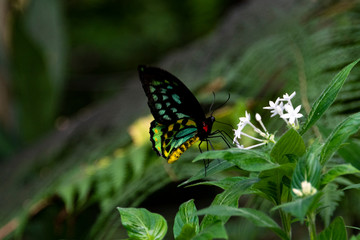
0,0,236,158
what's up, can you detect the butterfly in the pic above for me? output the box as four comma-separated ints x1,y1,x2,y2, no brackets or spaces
138,65,219,163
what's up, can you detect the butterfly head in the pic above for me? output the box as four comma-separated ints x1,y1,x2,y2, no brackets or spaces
198,116,215,140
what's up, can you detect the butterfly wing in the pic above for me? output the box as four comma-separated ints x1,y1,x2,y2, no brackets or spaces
138,65,206,124
150,118,200,163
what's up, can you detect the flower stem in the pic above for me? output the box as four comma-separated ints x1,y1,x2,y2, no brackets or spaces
307,213,317,240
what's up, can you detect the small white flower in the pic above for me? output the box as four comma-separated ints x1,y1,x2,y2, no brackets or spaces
239,111,251,124
292,188,304,197
281,105,303,125
292,180,317,197
281,92,296,102
255,113,262,121
263,99,284,117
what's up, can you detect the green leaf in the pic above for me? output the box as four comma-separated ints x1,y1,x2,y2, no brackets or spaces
253,163,295,205
57,184,76,213
270,128,306,164
12,0,66,141
179,159,234,186
319,183,344,227
321,164,360,185
174,200,199,240
318,217,347,240
192,221,228,240
194,149,277,172
343,183,360,191
188,176,248,190
117,207,167,240
200,178,258,229
337,139,360,170
321,112,360,165
197,206,288,240
291,143,322,194
300,59,360,135
272,193,322,222
350,234,360,240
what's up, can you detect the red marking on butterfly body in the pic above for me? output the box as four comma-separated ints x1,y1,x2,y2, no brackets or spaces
202,122,209,133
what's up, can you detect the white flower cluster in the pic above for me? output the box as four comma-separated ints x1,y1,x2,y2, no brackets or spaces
233,111,275,149
292,180,317,197
233,92,303,150
263,92,303,129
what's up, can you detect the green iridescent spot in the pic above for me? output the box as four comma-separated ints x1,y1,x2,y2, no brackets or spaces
166,102,171,107
161,89,167,94
159,110,166,115
172,94,181,104
176,113,188,118
153,94,158,101
171,108,177,113
150,86,156,93
155,103,162,109
164,115,171,120
162,95,168,100
167,85,173,90
153,81,161,86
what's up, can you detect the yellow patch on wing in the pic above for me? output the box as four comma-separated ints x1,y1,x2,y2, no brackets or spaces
167,136,200,164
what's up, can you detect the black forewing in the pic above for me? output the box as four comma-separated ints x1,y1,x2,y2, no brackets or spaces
138,65,206,124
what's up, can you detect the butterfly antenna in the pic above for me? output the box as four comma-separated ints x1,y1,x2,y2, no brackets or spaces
211,93,231,116
209,92,216,114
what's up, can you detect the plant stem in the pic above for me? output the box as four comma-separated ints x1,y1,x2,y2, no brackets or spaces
279,210,292,239
307,213,317,240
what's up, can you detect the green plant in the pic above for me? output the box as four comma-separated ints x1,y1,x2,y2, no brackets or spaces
117,59,360,240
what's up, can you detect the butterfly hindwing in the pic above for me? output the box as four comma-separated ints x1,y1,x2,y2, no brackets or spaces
138,65,206,124
150,118,200,163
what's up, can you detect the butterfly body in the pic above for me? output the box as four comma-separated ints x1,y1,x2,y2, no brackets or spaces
138,65,214,163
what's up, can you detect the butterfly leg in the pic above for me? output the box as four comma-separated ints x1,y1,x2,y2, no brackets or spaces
198,140,213,176
208,130,233,148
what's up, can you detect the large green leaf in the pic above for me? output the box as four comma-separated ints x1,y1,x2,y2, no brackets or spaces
318,217,347,240
174,200,199,240
338,139,360,170
179,159,234,186
193,149,277,172
196,206,288,240
321,164,360,185
320,112,360,165
200,178,258,229
270,128,306,164
12,0,66,141
117,207,167,240
188,176,248,190
192,221,228,240
300,59,360,135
